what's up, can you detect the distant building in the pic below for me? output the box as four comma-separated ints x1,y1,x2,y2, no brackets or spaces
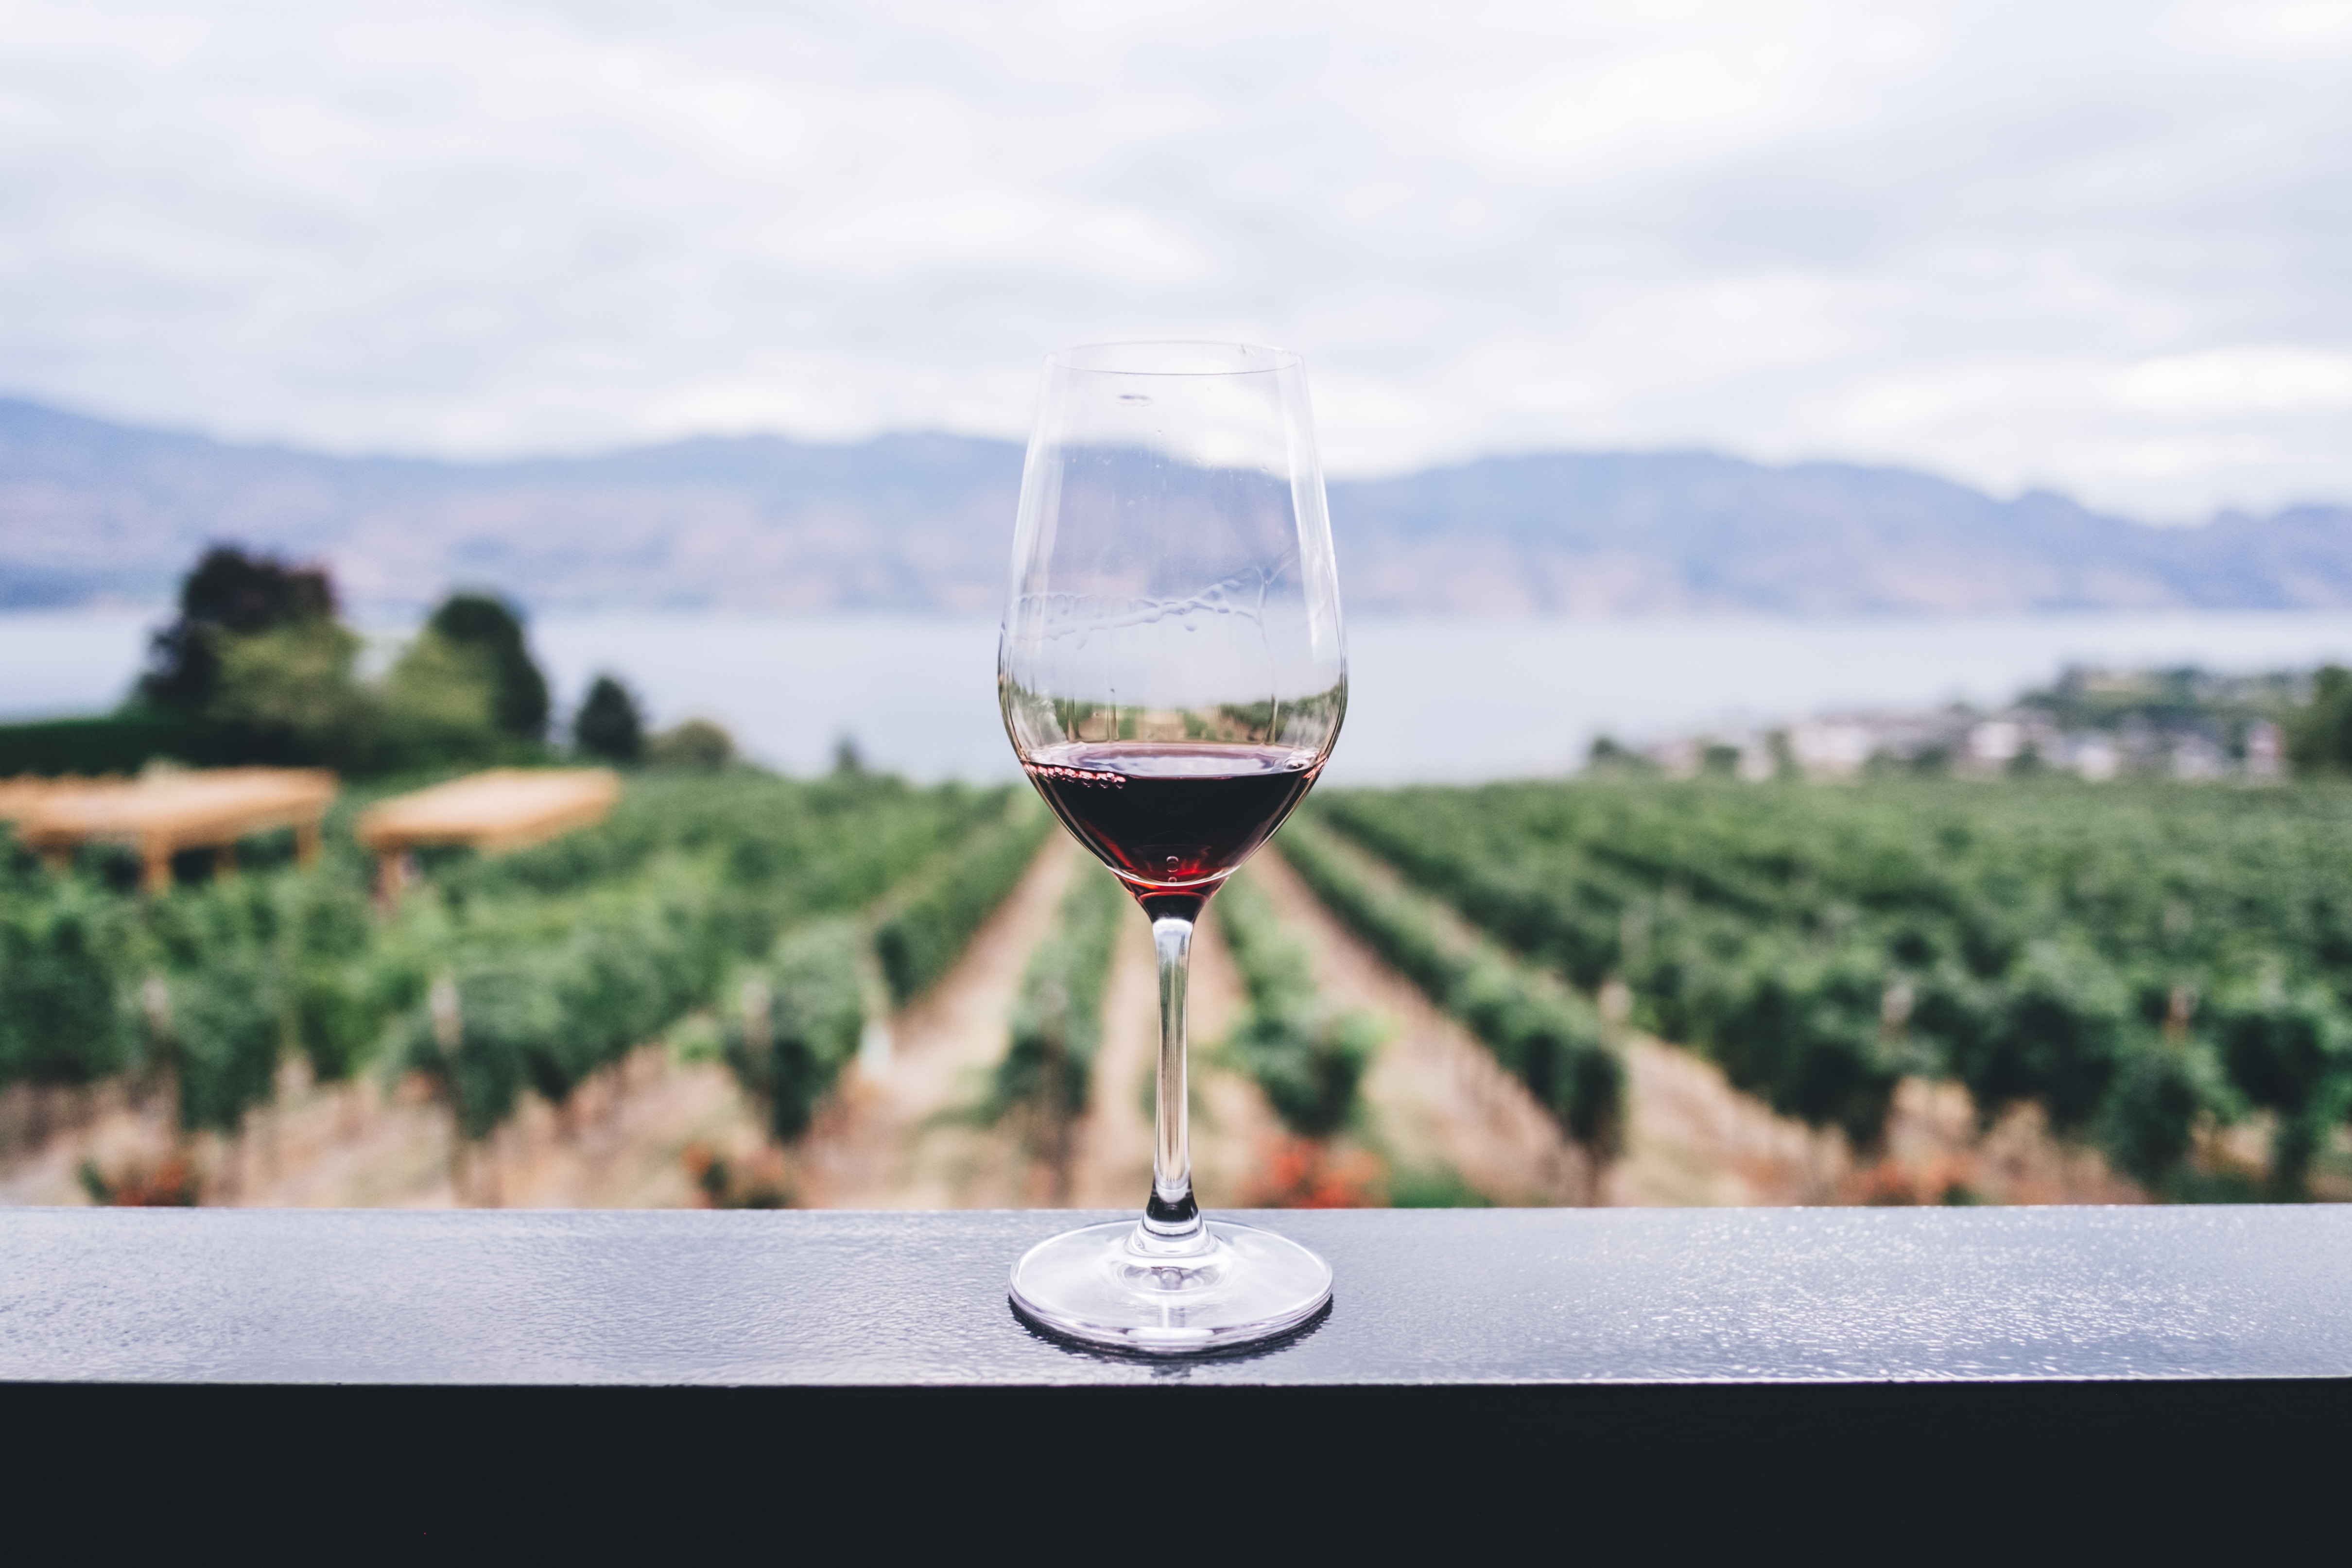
1788,720,1875,778
1626,665,2296,785
2071,735,2120,781
1968,720,2023,768
2246,719,2284,780
2171,734,2228,780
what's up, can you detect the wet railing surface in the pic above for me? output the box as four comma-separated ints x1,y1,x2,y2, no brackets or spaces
7,1206,2349,1552
6,1205,2351,1385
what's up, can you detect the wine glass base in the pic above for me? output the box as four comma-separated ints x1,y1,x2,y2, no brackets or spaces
1009,1219,1333,1356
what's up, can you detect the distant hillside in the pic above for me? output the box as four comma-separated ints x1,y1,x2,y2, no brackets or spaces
1329,453,2352,615
3,396,2347,616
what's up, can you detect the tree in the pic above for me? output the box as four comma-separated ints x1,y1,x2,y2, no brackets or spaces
573,675,644,762
378,632,502,767
207,620,372,767
425,593,551,741
2288,665,2352,775
1586,735,1658,776
138,546,337,713
647,718,737,770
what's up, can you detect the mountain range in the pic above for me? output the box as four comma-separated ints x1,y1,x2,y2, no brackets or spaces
3,396,2348,617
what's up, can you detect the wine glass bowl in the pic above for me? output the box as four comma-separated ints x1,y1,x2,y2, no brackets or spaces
1000,341,1346,1354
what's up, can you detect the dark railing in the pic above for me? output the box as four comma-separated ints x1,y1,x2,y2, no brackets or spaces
4,1206,2346,1551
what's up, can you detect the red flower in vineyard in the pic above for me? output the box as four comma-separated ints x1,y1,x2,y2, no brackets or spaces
1259,1137,1382,1208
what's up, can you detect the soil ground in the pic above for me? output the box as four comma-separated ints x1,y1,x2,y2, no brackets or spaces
0,1046,764,1210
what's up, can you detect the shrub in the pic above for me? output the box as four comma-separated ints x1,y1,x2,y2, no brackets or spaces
875,803,1052,1005
726,919,868,1143
1215,869,1383,1141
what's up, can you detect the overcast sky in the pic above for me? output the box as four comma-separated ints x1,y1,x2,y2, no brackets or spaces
1,0,2346,517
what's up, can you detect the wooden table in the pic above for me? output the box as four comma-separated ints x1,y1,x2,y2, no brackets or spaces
7,768,338,892
356,768,621,896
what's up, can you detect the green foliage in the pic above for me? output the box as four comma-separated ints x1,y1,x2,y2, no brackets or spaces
874,801,1053,1005
393,970,533,1140
139,545,338,714
1311,777,2352,1192
285,873,381,1083
208,620,372,762
647,719,738,771
1277,816,1623,1158
1684,939,1911,1151
0,714,239,776
1387,1166,1494,1207
163,952,284,1135
1214,870,1381,1140
142,876,301,1134
427,592,551,741
106,549,539,775
727,919,869,1143
2207,977,2351,1193
0,875,137,1087
2,773,1035,1161
2290,666,2352,774
1586,735,1660,777
376,631,504,767
2098,1037,2227,1189
1954,941,2130,1133
574,674,645,763
390,775,1011,1142
991,864,1125,1131
189,615,519,775
293,962,382,1085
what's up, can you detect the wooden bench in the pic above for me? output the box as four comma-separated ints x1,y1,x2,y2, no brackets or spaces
356,768,621,897
6,768,338,893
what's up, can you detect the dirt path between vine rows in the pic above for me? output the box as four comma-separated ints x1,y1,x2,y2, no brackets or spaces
1066,898,1277,1209
789,836,1078,1207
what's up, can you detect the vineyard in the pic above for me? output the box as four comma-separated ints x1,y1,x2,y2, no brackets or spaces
10,756,2348,1210
1307,778,2352,1198
0,768,1047,1201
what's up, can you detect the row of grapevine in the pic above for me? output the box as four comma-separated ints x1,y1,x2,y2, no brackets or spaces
873,805,1055,1005
1274,816,1625,1162
723,918,869,1144
1211,869,1383,1142
982,861,1127,1196
1,849,389,1138
724,797,1058,1145
353,776,1032,1154
1312,780,2352,1194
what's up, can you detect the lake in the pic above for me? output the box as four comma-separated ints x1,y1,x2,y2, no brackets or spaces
11,608,2352,783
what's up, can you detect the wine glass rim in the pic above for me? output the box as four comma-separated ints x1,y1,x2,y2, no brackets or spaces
1047,340,1302,377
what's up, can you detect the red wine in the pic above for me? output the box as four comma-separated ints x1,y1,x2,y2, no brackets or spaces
1022,741,1321,896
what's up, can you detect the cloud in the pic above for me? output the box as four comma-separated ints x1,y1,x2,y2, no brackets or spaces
0,0,2344,516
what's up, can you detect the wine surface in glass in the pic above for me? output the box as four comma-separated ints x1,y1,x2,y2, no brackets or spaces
1021,741,1319,892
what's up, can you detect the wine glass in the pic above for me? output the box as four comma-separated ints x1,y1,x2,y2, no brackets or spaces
1000,341,1347,1354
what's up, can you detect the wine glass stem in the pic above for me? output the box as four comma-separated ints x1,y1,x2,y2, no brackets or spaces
1145,912,1205,1244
